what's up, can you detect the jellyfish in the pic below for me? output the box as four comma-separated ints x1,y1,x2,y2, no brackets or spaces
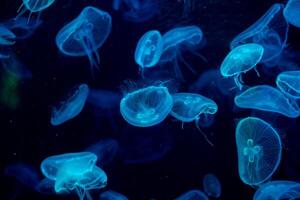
284,0,300,28
276,71,300,99
202,173,221,198
234,85,300,118
56,6,112,74
0,25,15,46
134,30,163,75
160,25,205,80
35,178,56,194
236,117,282,186
253,181,300,200
230,3,288,67
220,43,264,90
99,190,128,200
120,85,173,127
175,190,209,200
170,92,218,146
51,83,89,126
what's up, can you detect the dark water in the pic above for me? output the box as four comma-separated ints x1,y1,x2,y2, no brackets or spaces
1,0,300,199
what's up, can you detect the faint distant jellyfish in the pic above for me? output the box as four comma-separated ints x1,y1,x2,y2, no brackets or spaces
276,71,300,99
120,85,173,127
284,0,300,28
170,93,218,146
236,117,282,186
175,190,209,200
99,190,128,200
56,6,112,74
203,173,221,198
230,3,288,67
234,85,300,118
0,25,16,59
220,43,264,90
51,83,89,126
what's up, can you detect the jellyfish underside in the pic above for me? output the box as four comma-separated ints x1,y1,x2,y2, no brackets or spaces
243,139,262,163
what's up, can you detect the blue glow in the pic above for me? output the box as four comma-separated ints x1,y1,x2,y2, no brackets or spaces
175,190,209,200
276,70,300,99
236,117,282,186
0,25,15,46
284,0,300,28
35,178,56,194
99,190,128,200
203,173,221,198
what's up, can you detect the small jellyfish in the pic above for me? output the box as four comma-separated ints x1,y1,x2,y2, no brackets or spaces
51,83,89,126
134,30,163,74
220,43,264,89
120,85,173,127
203,173,221,198
276,70,300,99
99,190,128,200
253,181,300,200
284,0,300,28
56,6,112,74
236,117,282,186
175,190,209,200
0,25,15,46
234,85,300,118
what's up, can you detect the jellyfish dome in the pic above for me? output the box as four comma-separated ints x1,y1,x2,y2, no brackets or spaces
236,117,282,186
203,173,221,198
284,0,300,28
120,85,173,127
234,85,300,118
56,6,112,71
276,70,300,99
175,190,209,200
220,43,264,89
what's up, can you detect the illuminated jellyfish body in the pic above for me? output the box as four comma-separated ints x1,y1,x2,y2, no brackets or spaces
253,181,300,200
276,71,300,99
160,25,204,80
16,0,55,21
120,86,173,127
175,190,209,200
134,30,163,74
284,0,300,28
56,6,112,73
99,190,128,200
170,93,218,146
230,3,288,67
234,85,300,118
220,43,264,90
51,84,89,126
203,173,221,198
0,25,16,59
236,117,282,186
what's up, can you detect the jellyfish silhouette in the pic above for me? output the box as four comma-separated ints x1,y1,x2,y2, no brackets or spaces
203,173,221,198
230,3,288,67
234,85,300,118
253,181,300,200
236,117,282,186
220,43,264,90
120,85,173,127
170,92,218,146
56,6,112,74
175,190,209,200
51,83,89,126
276,71,300,99
284,0,300,28
99,190,128,200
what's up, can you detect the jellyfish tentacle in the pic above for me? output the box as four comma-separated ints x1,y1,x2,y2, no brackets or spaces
195,118,214,147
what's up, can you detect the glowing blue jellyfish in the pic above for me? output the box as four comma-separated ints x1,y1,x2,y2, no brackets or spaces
253,181,300,200
234,85,300,118
220,43,264,89
284,0,300,28
56,6,112,73
170,93,218,146
99,190,128,200
203,173,221,198
51,83,89,126
120,85,173,127
134,30,163,74
276,71,300,99
175,190,209,200
236,117,282,186
0,26,15,46
230,3,288,67
160,25,205,80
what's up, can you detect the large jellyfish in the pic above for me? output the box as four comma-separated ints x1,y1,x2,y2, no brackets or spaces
120,85,173,127
234,85,300,118
170,92,218,146
99,190,128,200
175,190,209,200
253,181,300,200
202,173,221,198
276,70,300,99
230,3,288,67
51,83,89,126
284,0,300,28
56,6,112,74
220,43,264,89
236,117,282,186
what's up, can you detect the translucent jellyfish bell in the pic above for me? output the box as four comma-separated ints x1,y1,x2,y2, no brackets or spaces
203,173,221,198
276,70,300,99
284,0,300,28
234,85,300,118
56,6,112,74
175,190,209,200
120,85,173,127
220,43,264,90
236,117,282,186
